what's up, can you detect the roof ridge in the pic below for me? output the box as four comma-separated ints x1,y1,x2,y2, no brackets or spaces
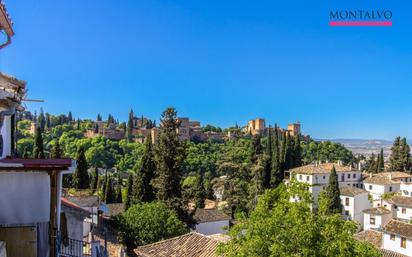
135,232,209,250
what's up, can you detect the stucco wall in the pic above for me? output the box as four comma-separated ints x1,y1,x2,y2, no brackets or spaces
0,172,50,224
383,233,412,257
195,220,229,235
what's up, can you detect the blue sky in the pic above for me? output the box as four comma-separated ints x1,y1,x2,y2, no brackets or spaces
1,0,411,140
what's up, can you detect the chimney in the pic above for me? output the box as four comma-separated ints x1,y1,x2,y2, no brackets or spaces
389,172,392,180
370,173,373,178
358,162,362,171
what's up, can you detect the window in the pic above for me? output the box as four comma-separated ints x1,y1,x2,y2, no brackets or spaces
353,184,356,187
370,216,375,225
345,210,349,216
369,185,372,190
323,176,325,179
345,198,349,206
389,186,392,192
353,174,357,178
402,208,406,214
401,237,406,248
306,176,310,181
390,234,395,241
299,175,302,180
348,174,351,179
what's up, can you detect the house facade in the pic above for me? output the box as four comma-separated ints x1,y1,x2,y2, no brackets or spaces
382,219,412,257
287,163,363,207
363,172,412,205
340,186,371,227
362,207,392,231
193,208,231,235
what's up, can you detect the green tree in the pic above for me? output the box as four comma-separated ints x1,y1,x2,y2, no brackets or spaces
104,176,116,204
132,134,156,204
90,167,99,192
390,137,411,172
194,173,206,208
50,139,63,158
250,134,262,164
271,124,282,187
263,126,272,189
23,147,29,158
72,147,90,189
116,173,123,203
153,107,186,219
219,182,380,257
117,202,188,249
125,173,134,210
38,108,46,132
318,166,342,215
33,126,45,159
126,109,134,142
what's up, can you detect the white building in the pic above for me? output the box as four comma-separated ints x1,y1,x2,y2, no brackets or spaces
386,195,412,222
400,182,412,197
287,163,363,207
363,207,392,231
363,172,412,206
193,208,231,235
382,219,412,257
340,186,371,227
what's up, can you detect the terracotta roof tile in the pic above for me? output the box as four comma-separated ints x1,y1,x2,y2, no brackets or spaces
364,172,412,185
289,163,355,174
194,208,231,223
354,230,382,248
383,219,412,240
340,186,368,197
363,207,392,215
380,249,409,257
134,232,224,257
387,195,412,208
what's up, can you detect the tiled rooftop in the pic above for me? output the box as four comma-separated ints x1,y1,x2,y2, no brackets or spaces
363,172,412,185
194,208,231,223
354,230,382,248
289,163,355,175
383,219,412,240
134,232,225,257
387,195,412,208
363,207,391,215
339,186,368,197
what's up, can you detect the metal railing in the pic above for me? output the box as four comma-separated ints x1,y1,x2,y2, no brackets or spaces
58,237,91,257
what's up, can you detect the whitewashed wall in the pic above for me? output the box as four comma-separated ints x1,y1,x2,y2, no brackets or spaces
383,233,412,257
0,172,50,224
195,220,229,235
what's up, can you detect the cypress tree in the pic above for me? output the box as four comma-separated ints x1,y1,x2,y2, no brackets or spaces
50,139,63,158
68,112,73,122
194,173,206,208
263,126,272,189
271,124,282,187
126,109,134,142
72,147,90,189
125,173,134,210
37,108,46,132
400,138,412,172
76,118,81,130
320,166,342,215
293,135,302,168
97,114,102,121
90,167,99,193
45,113,51,129
153,107,186,219
133,134,156,203
377,148,385,172
250,134,263,164
116,173,123,203
390,137,402,171
33,126,45,159
104,176,116,204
